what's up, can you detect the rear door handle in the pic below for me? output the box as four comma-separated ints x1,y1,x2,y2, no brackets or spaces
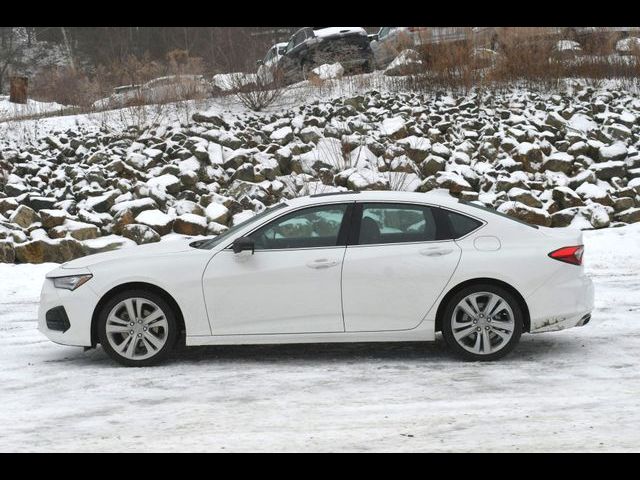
307,258,340,269
420,247,453,257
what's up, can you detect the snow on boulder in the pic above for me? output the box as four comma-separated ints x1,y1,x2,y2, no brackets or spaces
435,171,472,194
598,142,627,162
147,174,182,195
50,219,100,241
205,202,230,225
270,126,294,145
173,214,208,236
543,152,575,174
380,116,407,139
111,198,159,217
121,224,161,245
589,160,626,180
309,63,344,81
615,207,640,224
497,201,551,227
568,113,597,133
135,210,175,236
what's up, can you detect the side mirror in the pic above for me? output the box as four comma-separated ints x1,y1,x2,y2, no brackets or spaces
256,60,264,66
232,237,255,254
368,33,379,42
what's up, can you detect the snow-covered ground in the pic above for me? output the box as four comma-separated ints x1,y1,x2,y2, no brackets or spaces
0,223,639,452
0,96,67,121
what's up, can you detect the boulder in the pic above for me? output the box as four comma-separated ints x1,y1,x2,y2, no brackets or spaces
9,205,40,229
0,240,15,263
121,224,161,245
135,210,174,236
497,201,552,227
173,214,208,236
14,238,88,264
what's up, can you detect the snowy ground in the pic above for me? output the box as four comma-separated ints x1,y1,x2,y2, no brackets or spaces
0,224,639,452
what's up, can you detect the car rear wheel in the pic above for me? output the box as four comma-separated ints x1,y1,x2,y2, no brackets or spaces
98,290,178,367
442,285,522,361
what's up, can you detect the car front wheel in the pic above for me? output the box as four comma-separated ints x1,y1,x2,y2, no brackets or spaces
442,285,523,361
97,290,178,367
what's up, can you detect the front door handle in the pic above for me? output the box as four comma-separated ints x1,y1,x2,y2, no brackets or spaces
307,258,340,269
420,247,453,257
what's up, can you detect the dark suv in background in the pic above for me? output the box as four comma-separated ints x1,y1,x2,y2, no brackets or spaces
278,27,374,83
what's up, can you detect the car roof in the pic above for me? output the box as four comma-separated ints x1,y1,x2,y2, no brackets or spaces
286,189,462,208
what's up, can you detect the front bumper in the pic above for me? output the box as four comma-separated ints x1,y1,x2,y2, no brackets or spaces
527,272,595,333
38,275,98,347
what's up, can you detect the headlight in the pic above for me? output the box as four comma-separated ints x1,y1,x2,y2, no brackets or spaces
52,274,93,291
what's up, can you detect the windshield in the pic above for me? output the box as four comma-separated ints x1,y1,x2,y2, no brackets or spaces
191,202,288,250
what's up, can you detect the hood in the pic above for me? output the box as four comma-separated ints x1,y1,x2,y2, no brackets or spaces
61,238,195,270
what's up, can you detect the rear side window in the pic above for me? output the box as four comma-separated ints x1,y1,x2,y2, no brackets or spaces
445,210,483,238
357,203,442,245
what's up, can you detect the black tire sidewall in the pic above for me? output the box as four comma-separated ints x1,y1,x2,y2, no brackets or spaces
97,289,178,367
442,284,523,361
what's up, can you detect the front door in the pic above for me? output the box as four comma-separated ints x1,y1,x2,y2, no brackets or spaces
342,202,461,332
202,203,352,335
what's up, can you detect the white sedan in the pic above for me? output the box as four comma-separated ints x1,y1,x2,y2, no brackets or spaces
38,190,594,366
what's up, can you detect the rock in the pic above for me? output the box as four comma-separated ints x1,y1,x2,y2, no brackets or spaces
147,174,182,195
173,214,208,236
497,201,552,227
39,209,69,229
14,238,88,264
420,155,445,177
513,142,542,171
507,187,542,208
50,220,100,241
589,160,626,180
111,198,158,217
380,116,408,140
615,207,640,224
205,202,230,225
0,240,15,263
121,224,161,245
191,111,229,128
551,208,579,227
598,142,627,162
543,152,575,174
135,210,174,236
384,49,423,76
552,186,584,209
9,205,40,229
0,198,19,216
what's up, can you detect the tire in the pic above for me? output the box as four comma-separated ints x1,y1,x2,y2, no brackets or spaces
97,289,178,367
441,284,523,361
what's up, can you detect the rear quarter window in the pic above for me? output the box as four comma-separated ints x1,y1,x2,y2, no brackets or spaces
444,210,483,238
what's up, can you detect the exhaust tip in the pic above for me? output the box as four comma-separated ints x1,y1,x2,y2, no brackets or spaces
578,314,591,327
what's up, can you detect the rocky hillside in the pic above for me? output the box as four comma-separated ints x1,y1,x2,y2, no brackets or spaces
1,84,640,264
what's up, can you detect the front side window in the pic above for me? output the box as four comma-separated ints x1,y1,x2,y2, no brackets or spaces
358,203,440,245
250,204,349,250
379,27,391,39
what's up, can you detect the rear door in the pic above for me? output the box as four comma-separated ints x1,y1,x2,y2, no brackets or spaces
341,202,462,332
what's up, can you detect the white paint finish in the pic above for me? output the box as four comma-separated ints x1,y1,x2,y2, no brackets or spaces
473,235,501,251
36,190,594,352
203,248,346,335
342,241,461,332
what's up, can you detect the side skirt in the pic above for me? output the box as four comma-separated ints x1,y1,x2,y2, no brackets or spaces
186,322,435,346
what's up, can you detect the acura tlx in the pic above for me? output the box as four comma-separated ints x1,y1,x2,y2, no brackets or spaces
38,190,594,366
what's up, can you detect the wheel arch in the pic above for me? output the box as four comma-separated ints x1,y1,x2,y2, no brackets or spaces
434,278,531,333
90,282,186,347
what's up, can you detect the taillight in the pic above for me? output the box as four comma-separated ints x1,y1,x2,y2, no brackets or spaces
548,245,584,266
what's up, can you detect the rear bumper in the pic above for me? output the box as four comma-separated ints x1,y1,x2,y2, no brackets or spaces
527,272,595,333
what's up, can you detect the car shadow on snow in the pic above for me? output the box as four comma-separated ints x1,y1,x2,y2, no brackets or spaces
40,333,588,367
164,333,587,366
